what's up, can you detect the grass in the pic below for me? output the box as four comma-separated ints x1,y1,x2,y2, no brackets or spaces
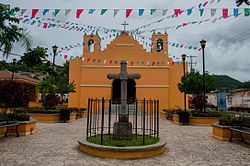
87,134,159,147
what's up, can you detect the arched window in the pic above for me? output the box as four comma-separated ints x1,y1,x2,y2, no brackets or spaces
157,39,164,52
88,39,95,52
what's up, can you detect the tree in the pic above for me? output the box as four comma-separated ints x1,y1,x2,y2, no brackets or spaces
19,47,48,69
178,71,215,95
0,3,31,57
178,71,215,112
0,81,33,108
54,61,75,97
237,81,250,89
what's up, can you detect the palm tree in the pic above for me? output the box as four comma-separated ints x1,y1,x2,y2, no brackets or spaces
0,3,32,57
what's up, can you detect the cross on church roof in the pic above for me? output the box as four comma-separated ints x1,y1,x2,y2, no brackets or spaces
121,21,129,32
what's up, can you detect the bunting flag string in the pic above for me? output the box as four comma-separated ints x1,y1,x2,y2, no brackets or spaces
18,15,123,34
130,0,219,32
132,12,242,34
70,56,189,65
15,0,225,20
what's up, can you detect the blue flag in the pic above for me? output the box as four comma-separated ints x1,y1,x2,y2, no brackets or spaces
139,9,144,16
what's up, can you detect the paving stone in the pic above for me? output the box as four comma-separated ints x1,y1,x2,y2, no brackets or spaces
0,119,249,165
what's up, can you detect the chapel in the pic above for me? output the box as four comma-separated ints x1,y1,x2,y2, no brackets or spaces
68,32,187,110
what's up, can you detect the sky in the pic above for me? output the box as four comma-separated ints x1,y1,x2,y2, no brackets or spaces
1,0,250,82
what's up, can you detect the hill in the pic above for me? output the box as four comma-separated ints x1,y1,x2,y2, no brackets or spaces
212,75,242,90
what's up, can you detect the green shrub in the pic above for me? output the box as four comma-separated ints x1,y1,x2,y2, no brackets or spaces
7,112,30,121
219,112,250,126
42,93,59,110
190,110,220,117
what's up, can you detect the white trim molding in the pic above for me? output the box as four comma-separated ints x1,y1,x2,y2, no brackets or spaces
80,84,169,88
80,65,169,69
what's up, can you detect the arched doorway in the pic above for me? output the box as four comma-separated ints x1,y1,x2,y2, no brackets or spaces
111,79,136,104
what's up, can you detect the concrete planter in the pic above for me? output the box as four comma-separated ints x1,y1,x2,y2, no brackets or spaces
29,112,76,122
212,123,250,142
172,114,180,124
189,116,218,125
0,119,37,137
172,114,219,125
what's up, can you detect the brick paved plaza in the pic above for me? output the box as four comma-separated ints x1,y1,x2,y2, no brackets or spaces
0,119,249,166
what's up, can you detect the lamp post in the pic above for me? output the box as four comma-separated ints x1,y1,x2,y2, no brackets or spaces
52,45,58,72
200,39,206,112
181,54,187,112
11,58,16,80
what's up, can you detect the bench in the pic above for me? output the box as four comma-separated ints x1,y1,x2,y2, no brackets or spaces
229,123,250,142
0,114,19,137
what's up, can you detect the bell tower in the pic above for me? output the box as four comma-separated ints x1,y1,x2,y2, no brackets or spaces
151,32,168,53
83,33,100,54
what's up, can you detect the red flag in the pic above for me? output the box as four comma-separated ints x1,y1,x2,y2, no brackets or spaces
172,61,175,65
222,8,228,18
43,23,48,29
32,9,39,18
76,9,84,18
87,58,91,62
18,18,23,21
203,1,208,7
131,62,134,66
182,23,188,27
126,9,132,18
174,9,181,17
109,60,112,64
64,55,68,59
152,62,155,66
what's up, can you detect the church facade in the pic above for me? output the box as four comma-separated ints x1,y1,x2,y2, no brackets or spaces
68,32,187,110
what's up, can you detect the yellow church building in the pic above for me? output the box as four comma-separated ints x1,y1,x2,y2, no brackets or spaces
68,32,187,110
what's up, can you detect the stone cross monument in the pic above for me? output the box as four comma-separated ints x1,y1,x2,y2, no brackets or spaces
107,60,141,139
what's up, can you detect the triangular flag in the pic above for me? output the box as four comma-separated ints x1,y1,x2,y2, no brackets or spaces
233,8,239,17
212,18,218,23
203,1,209,7
10,9,16,16
31,9,39,18
187,8,192,16
20,9,27,16
211,9,216,17
162,9,168,16
53,9,61,16
126,9,132,18
183,23,188,27
176,25,182,29
42,9,49,16
244,8,250,16
139,9,144,16
100,9,108,15
65,9,71,16
114,9,119,17
88,9,95,14
43,23,48,29
210,0,215,4
174,9,181,17
150,9,156,15
76,9,84,18
222,8,228,18
64,55,68,59
199,8,204,16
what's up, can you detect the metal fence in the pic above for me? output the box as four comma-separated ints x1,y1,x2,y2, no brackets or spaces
86,98,159,145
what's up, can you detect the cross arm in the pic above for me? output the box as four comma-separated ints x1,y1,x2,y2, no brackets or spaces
127,73,141,79
107,73,120,80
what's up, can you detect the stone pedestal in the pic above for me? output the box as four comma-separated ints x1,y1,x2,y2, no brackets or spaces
113,122,132,140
